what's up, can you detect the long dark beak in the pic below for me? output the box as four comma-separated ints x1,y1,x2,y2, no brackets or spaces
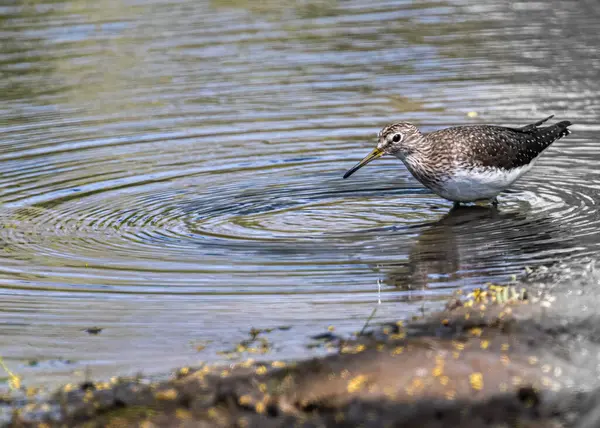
343,148,384,179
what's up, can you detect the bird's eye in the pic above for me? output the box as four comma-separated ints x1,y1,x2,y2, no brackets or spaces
392,134,402,143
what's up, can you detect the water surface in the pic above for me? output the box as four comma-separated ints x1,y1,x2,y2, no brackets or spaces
1,0,599,386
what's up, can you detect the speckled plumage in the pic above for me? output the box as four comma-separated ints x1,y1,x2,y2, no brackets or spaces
343,115,572,204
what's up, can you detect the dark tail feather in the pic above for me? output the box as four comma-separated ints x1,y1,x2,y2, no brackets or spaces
552,120,573,138
519,115,554,132
519,116,572,139
531,120,572,148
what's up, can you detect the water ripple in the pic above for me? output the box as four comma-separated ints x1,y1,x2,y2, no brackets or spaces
0,0,599,386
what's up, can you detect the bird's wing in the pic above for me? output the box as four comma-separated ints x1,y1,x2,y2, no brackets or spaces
427,119,572,170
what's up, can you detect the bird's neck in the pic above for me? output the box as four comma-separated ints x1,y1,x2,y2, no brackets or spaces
396,137,440,183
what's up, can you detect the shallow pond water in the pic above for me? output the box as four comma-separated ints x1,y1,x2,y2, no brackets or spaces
0,0,600,386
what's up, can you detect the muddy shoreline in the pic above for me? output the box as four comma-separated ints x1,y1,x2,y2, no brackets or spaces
5,262,600,427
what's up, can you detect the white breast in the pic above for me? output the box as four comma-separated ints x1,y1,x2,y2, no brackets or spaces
434,164,534,202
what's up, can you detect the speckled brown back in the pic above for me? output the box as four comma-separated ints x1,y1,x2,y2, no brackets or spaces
423,120,572,170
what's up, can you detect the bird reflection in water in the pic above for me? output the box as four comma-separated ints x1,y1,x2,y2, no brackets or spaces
379,204,574,292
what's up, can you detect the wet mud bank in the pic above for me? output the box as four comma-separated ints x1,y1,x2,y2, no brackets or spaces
6,261,600,427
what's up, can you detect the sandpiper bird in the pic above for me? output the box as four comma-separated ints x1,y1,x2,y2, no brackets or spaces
343,115,572,206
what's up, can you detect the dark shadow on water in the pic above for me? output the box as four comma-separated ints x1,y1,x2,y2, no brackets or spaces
378,204,577,290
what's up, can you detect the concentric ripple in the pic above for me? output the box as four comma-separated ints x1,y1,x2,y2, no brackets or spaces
1,145,598,294
1,0,600,387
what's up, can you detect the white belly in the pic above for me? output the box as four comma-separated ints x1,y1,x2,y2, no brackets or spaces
434,164,533,202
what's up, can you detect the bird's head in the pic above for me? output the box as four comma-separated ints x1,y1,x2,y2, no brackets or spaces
343,122,423,179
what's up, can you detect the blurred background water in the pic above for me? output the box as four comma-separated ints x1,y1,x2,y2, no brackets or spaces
0,0,599,386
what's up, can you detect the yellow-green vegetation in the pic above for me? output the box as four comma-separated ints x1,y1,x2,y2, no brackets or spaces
0,357,21,390
464,283,528,307
214,326,291,359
